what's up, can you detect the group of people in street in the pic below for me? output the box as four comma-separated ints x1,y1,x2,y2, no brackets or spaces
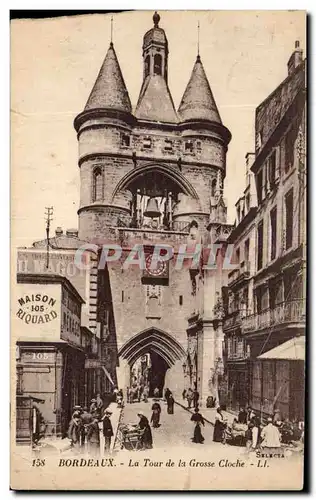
182,387,199,409
67,395,114,456
229,406,304,450
127,384,150,404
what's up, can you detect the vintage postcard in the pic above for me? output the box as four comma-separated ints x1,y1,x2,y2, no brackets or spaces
11,10,306,490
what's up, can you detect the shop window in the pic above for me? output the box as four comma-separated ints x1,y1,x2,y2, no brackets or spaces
92,167,103,202
285,188,294,250
257,221,264,270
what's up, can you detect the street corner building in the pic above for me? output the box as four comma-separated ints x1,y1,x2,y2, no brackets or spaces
221,42,306,421
13,12,307,449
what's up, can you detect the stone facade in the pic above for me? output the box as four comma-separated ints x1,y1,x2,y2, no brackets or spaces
222,42,306,419
73,12,232,401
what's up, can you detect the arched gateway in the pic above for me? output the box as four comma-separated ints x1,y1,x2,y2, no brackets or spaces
118,328,186,398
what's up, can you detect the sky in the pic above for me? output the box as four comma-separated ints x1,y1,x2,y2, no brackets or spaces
11,10,306,247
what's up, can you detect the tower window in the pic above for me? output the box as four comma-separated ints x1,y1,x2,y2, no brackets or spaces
145,55,150,78
179,295,183,306
121,290,124,303
154,54,162,75
143,137,152,149
184,140,194,153
121,134,130,147
92,167,103,202
211,178,217,197
164,139,173,151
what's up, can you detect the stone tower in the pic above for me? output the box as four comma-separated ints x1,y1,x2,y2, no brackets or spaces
74,12,231,400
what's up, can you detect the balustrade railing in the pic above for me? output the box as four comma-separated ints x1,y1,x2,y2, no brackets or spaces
241,299,305,333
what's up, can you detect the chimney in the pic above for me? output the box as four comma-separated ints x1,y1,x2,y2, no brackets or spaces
245,152,255,184
66,228,79,238
287,40,303,76
55,227,63,237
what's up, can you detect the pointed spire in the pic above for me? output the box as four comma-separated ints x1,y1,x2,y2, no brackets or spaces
178,55,222,123
84,43,132,113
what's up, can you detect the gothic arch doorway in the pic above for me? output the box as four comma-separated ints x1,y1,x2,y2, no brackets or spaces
118,328,186,397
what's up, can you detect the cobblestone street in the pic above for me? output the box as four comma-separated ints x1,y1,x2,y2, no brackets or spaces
118,399,245,455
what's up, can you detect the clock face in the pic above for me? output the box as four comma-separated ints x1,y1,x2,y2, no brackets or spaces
145,254,166,277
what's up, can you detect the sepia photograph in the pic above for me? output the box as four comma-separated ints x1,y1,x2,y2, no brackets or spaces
10,9,306,490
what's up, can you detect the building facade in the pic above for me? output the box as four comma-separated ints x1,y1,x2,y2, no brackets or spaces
222,42,306,420
72,12,232,401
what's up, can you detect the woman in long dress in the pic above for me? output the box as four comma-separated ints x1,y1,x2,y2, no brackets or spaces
213,407,226,443
191,407,205,443
138,412,153,449
151,400,161,428
167,393,175,415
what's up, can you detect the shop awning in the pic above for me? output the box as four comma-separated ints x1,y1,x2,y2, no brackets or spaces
102,366,114,386
258,336,305,361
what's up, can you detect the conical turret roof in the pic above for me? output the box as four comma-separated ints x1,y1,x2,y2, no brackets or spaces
84,43,132,113
178,55,222,123
135,75,178,123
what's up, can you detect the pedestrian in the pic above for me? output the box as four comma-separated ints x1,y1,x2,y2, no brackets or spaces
96,393,103,418
193,388,199,408
87,415,100,456
167,392,175,415
273,408,282,427
213,407,227,443
80,406,93,449
238,407,248,425
151,400,161,428
164,387,171,401
153,387,160,398
182,389,187,401
137,412,153,449
191,407,205,444
261,417,281,449
247,407,255,423
103,410,114,454
90,399,97,414
186,388,194,409
67,411,82,453
113,387,119,402
143,385,149,403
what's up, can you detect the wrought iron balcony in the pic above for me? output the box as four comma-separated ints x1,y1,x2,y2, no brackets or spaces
241,299,305,334
228,260,251,286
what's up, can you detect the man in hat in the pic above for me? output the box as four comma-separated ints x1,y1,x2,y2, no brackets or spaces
67,411,82,453
90,399,97,415
103,410,114,453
